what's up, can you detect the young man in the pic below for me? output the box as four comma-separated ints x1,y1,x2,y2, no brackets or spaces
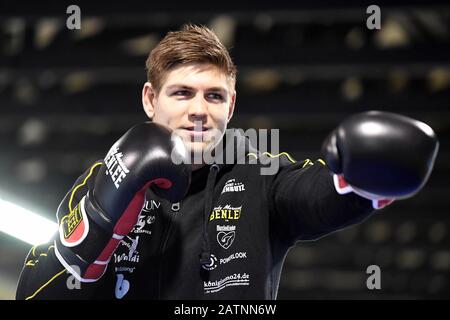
16,24,438,300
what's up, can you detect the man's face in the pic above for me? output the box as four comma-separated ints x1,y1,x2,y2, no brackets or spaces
142,63,236,162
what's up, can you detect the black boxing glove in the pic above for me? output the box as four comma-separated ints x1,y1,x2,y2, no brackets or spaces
322,111,439,208
54,122,190,282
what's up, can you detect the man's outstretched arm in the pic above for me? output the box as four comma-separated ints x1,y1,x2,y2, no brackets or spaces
268,111,439,245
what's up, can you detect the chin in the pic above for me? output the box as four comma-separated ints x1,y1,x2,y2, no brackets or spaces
186,142,207,153
186,142,214,163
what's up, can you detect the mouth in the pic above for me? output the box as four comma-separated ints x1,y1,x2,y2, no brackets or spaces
178,125,211,141
182,126,210,132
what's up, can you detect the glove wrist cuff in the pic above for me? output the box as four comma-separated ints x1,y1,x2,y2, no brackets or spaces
333,174,395,209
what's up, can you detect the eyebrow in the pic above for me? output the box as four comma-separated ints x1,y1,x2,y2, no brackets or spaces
166,84,228,94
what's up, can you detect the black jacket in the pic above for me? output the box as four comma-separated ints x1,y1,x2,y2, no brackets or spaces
16,129,374,300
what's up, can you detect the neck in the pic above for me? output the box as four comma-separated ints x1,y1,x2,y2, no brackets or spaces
191,163,206,171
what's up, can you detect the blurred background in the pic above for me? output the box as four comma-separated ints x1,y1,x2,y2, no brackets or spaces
0,0,449,299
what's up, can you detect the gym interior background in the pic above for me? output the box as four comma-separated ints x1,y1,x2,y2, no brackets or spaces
0,1,449,299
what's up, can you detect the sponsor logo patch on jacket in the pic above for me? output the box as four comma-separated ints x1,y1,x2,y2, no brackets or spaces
204,273,250,294
216,225,236,249
210,205,242,222
221,179,245,194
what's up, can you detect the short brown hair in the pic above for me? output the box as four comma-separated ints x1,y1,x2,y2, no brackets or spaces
146,24,237,93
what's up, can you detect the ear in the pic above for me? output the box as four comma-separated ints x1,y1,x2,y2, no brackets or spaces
142,82,157,119
227,90,236,123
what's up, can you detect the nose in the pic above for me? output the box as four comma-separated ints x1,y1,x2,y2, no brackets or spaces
187,94,208,121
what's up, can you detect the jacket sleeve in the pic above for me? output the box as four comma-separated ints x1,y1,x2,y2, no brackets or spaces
267,156,375,245
15,161,115,300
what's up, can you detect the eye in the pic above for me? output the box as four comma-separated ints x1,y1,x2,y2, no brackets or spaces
207,93,224,101
173,90,191,96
